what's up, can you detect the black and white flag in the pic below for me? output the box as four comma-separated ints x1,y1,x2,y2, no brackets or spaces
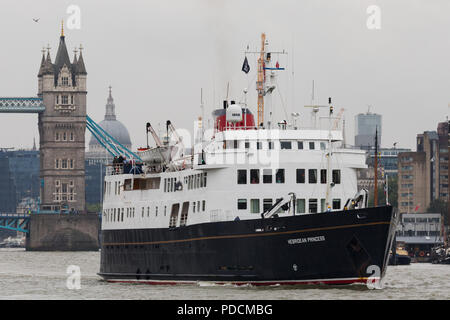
242,56,250,74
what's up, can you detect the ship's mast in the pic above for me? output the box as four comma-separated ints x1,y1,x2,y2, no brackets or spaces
257,33,266,128
325,98,333,210
374,126,379,207
245,33,286,129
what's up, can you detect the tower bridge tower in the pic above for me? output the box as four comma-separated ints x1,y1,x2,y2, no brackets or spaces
37,26,87,212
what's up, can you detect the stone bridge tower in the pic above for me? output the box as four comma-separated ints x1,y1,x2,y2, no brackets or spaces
37,26,87,212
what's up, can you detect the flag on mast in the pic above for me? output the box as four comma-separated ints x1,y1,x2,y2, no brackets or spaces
242,56,250,74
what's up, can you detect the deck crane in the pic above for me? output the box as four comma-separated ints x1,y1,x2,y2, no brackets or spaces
146,122,163,148
166,120,184,149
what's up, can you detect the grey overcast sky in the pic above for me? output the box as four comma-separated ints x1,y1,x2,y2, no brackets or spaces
0,0,448,151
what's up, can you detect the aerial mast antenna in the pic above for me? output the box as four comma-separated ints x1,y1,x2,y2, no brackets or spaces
257,33,266,128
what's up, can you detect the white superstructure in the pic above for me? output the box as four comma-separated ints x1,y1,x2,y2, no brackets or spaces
101,34,368,232
102,126,367,231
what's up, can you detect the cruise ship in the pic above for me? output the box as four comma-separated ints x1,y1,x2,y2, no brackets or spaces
98,34,397,286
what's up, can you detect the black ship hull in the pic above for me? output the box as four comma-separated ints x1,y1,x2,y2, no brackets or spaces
99,206,396,286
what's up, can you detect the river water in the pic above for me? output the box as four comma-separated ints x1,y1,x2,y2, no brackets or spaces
0,248,448,300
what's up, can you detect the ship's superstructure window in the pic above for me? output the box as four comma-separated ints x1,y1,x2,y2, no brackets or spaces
180,202,189,226
257,142,262,150
320,142,326,150
169,204,179,228
321,199,326,212
298,141,304,149
280,141,292,149
308,169,317,184
309,142,315,150
263,199,273,212
320,169,327,184
245,140,250,149
263,169,272,183
250,199,260,213
309,199,318,213
333,199,341,210
268,141,274,150
237,170,247,184
237,199,247,210
332,170,341,184
250,169,260,184
296,199,306,213
296,169,305,183
202,200,206,211
275,169,285,183
193,201,196,213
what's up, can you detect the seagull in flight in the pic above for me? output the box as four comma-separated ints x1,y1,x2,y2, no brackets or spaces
33,18,40,23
